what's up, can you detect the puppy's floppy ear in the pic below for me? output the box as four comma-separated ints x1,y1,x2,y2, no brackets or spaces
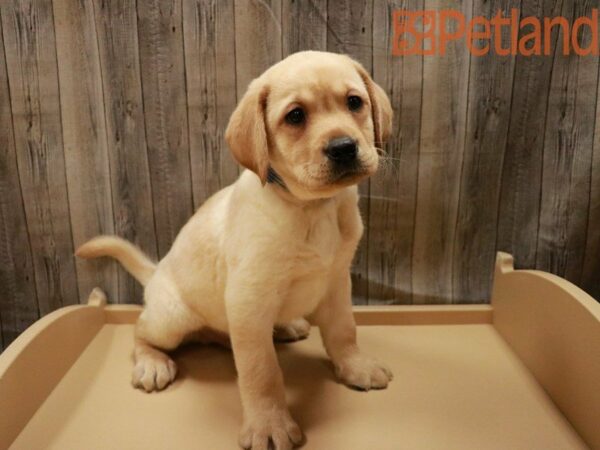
225,78,270,184
352,61,393,147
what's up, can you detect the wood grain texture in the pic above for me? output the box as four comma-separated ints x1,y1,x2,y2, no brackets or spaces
282,0,327,55
0,0,78,314
368,0,421,305
536,0,600,283
0,16,38,348
137,0,193,258
412,0,472,304
234,0,282,96
582,61,600,300
53,0,117,303
93,0,158,304
326,0,373,304
497,0,563,269
453,0,520,304
184,0,239,209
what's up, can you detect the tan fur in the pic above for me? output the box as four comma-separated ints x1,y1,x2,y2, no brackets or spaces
77,51,393,450
226,81,271,184
76,236,156,286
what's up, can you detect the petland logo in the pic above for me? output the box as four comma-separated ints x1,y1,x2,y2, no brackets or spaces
393,9,599,56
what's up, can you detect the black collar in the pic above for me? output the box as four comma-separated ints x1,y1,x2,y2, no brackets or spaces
266,167,288,191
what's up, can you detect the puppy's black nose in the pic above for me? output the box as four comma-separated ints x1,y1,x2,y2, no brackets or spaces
324,137,358,164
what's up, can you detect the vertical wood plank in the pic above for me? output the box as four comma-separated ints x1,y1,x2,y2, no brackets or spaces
234,0,282,97
1,0,78,314
0,16,38,349
53,0,117,302
93,0,158,303
536,0,600,282
453,0,520,304
368,0,421,305
412,0,472,304
497,0,563,269
184,0,239,208
281,0,327,55
326,0,373,304
581,62,600,300
326,0,373,68
137,0,193,257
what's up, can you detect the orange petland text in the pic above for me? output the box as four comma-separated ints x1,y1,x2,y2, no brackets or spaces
392,9,599,56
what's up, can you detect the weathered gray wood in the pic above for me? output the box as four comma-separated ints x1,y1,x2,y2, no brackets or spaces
326,0,373,304
234,0,282,96
183,0,239,209
53,0,117,302
1,0,78,314
582,63,600,300
412,0,472,304
453,0,520,304
368,0,421,305
137,0,194,257
281,0,327,55
497,0,563,270
536,0,600,283
93,0,158,304
2,1,600,346
0,16,38,349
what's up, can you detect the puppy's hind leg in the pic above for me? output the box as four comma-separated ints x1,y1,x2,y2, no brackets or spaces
132,281,203,392
132,339,178,392
273,318,311,343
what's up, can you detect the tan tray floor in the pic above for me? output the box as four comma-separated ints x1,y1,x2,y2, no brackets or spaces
10,323,587,450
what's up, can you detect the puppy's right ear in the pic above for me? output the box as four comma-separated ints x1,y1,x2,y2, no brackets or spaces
225,79,270,184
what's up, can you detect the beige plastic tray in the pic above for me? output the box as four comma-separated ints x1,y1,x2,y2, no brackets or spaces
1,252,599,450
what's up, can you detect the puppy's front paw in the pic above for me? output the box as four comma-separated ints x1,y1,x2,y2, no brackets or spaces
273,318,310,342
132,351,177,392
239,408,303,450
335,353,393,391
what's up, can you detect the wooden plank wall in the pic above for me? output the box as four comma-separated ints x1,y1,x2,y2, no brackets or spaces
0,0,599,349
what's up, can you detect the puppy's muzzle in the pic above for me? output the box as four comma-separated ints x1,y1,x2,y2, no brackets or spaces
324,136,358,165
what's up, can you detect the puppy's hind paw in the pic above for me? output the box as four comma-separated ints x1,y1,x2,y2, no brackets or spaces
132,351,177,392
273,318,310,343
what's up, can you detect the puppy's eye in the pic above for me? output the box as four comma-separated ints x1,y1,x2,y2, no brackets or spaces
285,107,305,125
347,95,363,111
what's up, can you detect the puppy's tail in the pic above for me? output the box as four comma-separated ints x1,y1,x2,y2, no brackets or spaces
75,236,156,286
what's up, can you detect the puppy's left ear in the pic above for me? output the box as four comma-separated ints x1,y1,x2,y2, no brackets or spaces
225,78,270,184
353,62,393,147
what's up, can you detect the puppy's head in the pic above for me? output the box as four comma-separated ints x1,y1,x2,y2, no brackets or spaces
225,51,392,200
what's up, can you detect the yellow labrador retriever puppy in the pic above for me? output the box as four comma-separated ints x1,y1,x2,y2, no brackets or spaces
77,50,393,450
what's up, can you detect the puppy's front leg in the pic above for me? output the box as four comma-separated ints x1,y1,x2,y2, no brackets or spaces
312,272,393,390
226,282,303,450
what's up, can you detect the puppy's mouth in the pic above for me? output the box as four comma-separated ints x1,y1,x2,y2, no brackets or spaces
325,144,379,186
328,162,372,185
295,151,378,193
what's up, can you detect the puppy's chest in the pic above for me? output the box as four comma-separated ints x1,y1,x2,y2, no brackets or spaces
294,209,342,270
278,210,343,321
